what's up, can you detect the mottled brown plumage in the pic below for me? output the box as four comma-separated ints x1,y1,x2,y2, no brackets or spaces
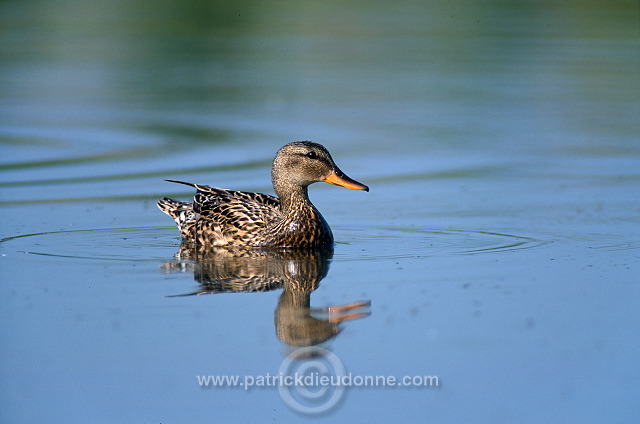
157,141,368,248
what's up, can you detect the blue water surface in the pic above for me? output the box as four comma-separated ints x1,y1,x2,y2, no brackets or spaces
1,1,639,423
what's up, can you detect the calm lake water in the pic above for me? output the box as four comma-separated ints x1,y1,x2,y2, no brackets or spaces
1,1,639,423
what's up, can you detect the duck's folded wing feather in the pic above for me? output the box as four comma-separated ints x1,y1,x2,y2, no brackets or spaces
165,180,282,245
194,186,279,212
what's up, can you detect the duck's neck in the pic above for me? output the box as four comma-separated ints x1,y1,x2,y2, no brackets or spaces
277,183,313,214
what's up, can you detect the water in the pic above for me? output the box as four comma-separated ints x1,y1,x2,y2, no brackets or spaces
1,1,639,422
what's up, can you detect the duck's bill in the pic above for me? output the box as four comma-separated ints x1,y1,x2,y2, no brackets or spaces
324,170,369,192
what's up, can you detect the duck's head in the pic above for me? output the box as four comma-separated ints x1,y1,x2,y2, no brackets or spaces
272,141,369,196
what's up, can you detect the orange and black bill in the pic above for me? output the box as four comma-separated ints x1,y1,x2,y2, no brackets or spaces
324,169,369,191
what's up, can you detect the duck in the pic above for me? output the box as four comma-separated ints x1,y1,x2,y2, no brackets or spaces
157,141,369,248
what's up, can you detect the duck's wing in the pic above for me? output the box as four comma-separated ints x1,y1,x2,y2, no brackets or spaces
165,180,279,211
165,180,281,246
194,187,279,213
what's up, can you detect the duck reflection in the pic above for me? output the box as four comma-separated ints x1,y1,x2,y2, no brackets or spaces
164,243,370,347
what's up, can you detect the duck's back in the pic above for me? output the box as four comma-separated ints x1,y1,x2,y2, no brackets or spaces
192,185,282,247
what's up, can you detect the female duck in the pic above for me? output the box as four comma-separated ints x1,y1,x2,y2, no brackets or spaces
158,141,368,248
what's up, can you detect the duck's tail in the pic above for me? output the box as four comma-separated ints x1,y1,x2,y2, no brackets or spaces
164,179,197,188
157,197,198,239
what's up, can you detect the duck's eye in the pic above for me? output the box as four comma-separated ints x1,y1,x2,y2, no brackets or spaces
306,151,317,159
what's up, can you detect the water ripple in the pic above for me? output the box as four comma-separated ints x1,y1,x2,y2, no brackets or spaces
1,225,551,262
333,225,550,260
1,227,178,262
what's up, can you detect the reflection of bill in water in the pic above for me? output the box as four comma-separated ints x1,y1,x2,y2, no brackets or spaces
162,244,371,347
